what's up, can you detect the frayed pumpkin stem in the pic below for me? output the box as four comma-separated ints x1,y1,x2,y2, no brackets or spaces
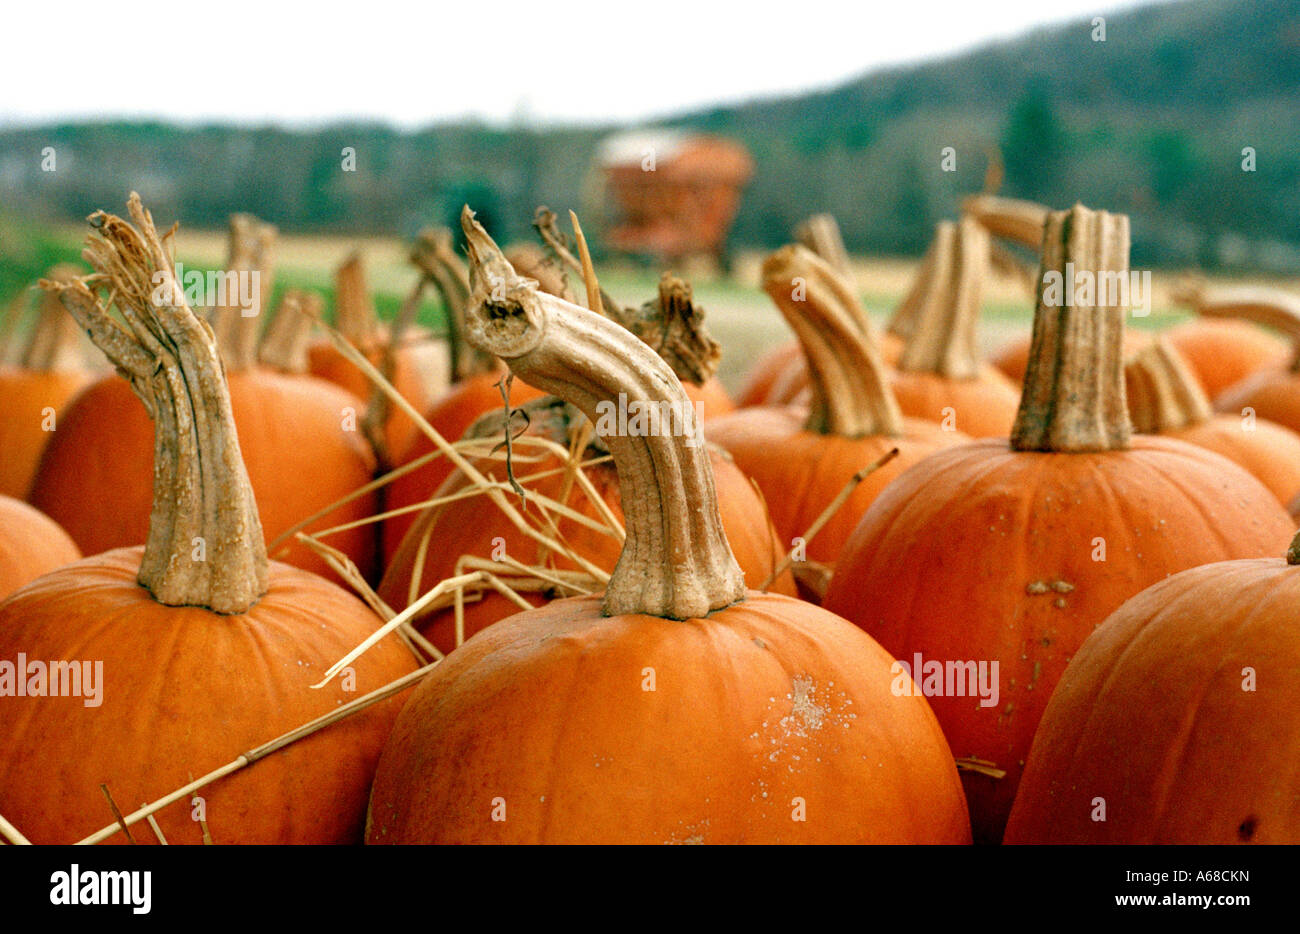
41,192,268,614
1011,204,1132,453
962,194,1050,250
795,213,854,280
460,205,746,620
259,290,318,374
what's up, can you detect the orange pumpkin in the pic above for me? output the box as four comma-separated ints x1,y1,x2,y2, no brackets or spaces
364,209,970,844
0,196,417,844
993,327,1151,387
379,399,796,653
0,267,95,498
823,205,1296,844
889,217,1019,437
705,244,967,577
0,496,80,601
27,217,381,583
1005,536,1300,843
1126,340,1300,506
1208,286,1300,431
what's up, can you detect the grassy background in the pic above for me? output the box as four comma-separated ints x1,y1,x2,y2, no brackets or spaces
5,217,1296,393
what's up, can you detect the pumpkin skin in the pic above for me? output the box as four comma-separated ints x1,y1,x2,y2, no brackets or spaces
382,373,547,561
736,341,802,407
379,446,797,653
1005,557,1300,844
28,370,380,583
307,333,449,458
822,436,1296,843
704,407,967,567
0,547,418,845
888,365,1020,438
1146,415,1300,506
1165,318,1289,401
365,592,971,844
0,368,93,499
0,496,80,601
1215,368,1300,436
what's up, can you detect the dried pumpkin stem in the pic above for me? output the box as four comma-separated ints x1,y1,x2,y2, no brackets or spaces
1124,340,1212,433
335,252,379,347
1011,204,1132,453
762,244,903,438
258,290,317,373
897,217,991,379
795,213,854,279
42,193,268,614
961,193,1050,250
411,226,495,381
460,205,746,620
208,213,275,372
20,265,86,372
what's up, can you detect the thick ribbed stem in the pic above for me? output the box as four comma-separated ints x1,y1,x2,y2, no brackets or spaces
1011,204,1132,453
795,214,854,279
42,193,267,614
1177,283,1300,373
210,214,275,372
21,264,86,372
259,290,318,374
762,244,902,438
335,253,380,347
887,231,942,341
897,217,991,379
962,194,1050,250
1125,341,1212,433
460,206,746,620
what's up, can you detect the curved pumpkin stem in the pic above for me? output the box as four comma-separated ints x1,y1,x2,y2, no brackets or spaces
761,244,902,438
20,264,87,372
210,213,276,372
1012,204,1132,453
962,193,1050,250
459,206,746,620
41,193,268,614
1125,340,1212,433
411,226,495,383
1175,282,1300,373
897,217,991,380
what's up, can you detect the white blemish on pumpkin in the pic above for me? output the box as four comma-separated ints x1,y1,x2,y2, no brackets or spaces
1026,580,1049,595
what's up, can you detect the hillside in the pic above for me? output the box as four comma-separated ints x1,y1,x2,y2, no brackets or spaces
1,0,1296,270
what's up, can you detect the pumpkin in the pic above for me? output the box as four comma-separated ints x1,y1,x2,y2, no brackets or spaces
307,248,450,461
1204,287,1300,432
28,213,382,583
0,496,80,601
1165,280,1290,399
1005,530,1300,843
1126,340,1300,506
823,204,1296,844
704,244,967,583
363,208,971,844
379,397,797,653
0,266,95,498
0,195,418,844
736,340,804,407
888,217,1020,437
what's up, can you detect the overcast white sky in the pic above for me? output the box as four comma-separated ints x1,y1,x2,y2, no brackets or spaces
0,0,1160,127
